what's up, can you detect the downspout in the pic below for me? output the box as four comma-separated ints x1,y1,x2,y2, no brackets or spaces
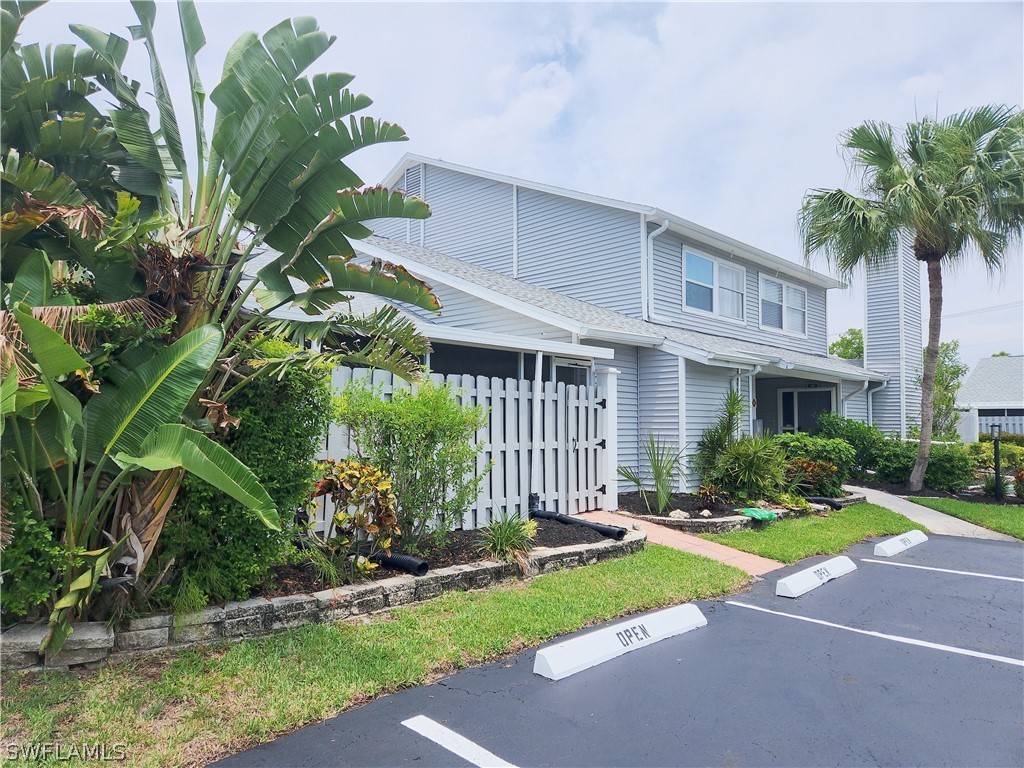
531,351,543,509
867,379,888,427
748,365,762,435
841,379,869,418
645,217,671,322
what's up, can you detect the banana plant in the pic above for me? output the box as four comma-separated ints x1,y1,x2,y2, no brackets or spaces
2,303,278,652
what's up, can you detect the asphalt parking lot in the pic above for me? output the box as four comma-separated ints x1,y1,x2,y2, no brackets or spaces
216,534,1024,768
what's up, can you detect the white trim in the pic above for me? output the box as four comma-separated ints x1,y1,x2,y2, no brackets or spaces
679,356,688,491
425,324,614,359
511,184,519,279
759,274,808,338
681,245,747,325
419,162,426,246
898,243,908,438
380,153,844,290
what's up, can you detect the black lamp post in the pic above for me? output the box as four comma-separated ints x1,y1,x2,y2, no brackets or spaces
991,424,1003,501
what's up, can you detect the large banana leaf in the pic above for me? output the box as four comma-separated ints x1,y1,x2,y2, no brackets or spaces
12,303,89,378
83,323,222,461
115,423,279,530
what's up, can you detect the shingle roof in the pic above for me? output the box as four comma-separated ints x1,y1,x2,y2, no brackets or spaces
358,236,884,381
957,356,1024,408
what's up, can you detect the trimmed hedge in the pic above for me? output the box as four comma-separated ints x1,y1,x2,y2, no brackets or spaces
816,412,887,477
875,439,975,492
775,433,856,496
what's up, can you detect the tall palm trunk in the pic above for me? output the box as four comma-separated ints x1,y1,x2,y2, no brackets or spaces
909,258,944,491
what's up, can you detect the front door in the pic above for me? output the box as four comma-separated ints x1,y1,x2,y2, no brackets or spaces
779,388,834,433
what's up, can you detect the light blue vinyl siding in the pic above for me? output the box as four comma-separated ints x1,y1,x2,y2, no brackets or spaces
368,166,421,241
403,283,572,340
517,189,643,317
682,360,734,491
865,242,922,436
421,166,514,273
842,380,869,422
637,348,682,490
651,228,828,355
595,344,639,471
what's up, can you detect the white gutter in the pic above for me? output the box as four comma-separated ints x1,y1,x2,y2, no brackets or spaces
644,217,671,322
531,350,543,500
841,379,870,418
868,379,889,426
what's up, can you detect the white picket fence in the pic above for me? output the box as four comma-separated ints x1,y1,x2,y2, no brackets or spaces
312,366,610,533
979,415,1024,435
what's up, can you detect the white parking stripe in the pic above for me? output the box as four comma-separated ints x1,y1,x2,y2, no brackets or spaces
402,715,519,768
859,558,1024,583
725,601,1024,668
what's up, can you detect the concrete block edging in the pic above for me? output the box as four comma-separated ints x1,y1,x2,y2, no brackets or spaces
2,529,646,672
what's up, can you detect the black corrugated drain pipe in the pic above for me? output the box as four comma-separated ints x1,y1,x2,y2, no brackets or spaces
528,493,627,541
371,551,429,577
804,496,843,510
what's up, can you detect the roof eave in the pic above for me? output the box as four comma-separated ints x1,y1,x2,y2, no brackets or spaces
653,209,845,291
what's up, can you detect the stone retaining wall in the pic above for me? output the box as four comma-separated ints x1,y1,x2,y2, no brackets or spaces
1,530,646,672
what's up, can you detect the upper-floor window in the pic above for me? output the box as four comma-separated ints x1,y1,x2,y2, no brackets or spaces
684,250,744,321
760,276,806,335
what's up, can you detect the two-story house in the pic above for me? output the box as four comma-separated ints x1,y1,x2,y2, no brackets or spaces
339,154,921,492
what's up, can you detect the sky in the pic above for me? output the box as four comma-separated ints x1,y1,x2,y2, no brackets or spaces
20,1,1024,370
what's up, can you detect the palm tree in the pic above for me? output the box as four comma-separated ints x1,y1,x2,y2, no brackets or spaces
801,106,1024,491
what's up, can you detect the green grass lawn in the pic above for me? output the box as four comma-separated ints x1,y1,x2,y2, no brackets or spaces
1,546,746,768
909,497,1024,540
701,502,922,563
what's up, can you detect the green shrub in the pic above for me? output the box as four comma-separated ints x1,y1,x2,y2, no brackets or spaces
1014,468,1024,499
709,435,787,502
307,459,401,583
478,513,537,569
816,412,887,475
924,443,976,493
693,389,745,483
874,438,975,493
337,379,488,552
155,340,333,609
0,487,66,622
775,433,856,493
979,431,1024,447
966,441,1023,471
786,457,843,498
617,434,684,515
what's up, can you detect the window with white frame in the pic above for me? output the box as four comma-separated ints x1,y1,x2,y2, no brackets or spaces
760,277,807,334
684,250,744,320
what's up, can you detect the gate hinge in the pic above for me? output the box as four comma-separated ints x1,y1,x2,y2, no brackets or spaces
597,399,607,409
597,484,607,494
596,439,607,449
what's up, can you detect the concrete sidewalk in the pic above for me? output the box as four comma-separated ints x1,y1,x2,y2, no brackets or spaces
845,485,1017,541
578,510,783,577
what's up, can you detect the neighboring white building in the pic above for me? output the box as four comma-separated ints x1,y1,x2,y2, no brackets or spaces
957,355,1024,438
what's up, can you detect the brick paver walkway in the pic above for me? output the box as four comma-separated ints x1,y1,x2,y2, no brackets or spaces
579,510,783,577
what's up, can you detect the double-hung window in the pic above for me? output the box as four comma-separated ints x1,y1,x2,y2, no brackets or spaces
684,250,744,321
760,277,807,335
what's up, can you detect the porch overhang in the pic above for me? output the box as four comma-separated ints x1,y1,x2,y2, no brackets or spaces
421,323,615,360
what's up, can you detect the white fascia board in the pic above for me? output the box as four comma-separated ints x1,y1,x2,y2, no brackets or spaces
353,239,587,336
384,154,653,215
424,324,615,360
578,327,663,347
655,210,844,291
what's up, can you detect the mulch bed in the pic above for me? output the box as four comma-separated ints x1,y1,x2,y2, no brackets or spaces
853,477,1024,506
617,491,734,517
260,518,608,598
